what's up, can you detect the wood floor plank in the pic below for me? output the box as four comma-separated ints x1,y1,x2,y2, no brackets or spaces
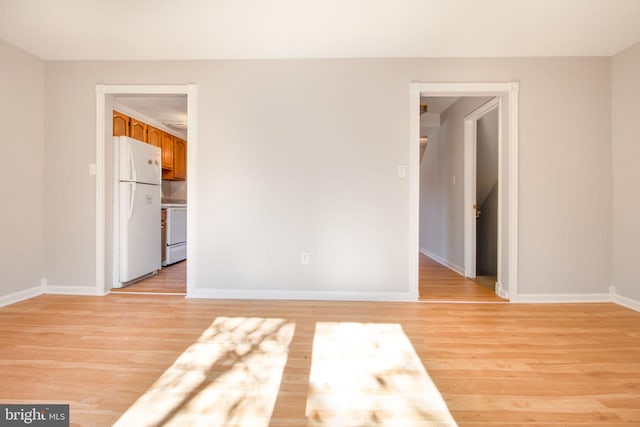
419,253,506,302
113,254,503,300
0,294,639,426
111,261,186,294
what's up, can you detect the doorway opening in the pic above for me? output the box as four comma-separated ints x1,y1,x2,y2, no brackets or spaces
94,85,197,297
409,83,519,302
111,94,188,294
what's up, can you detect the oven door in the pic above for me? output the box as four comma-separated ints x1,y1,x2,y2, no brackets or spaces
165,242,187,266
166,207,187,245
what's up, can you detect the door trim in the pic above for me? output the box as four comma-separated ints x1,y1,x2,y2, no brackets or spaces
410,82,519,300
95,84,198,296
463,97,499,279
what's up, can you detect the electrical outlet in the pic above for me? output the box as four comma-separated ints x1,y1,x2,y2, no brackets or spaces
301,252,309,265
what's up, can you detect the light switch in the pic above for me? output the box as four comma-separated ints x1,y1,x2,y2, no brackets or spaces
398,164,407,179
89,163,97,175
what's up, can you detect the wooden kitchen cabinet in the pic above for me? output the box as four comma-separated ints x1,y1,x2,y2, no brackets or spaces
173,138,187,180
147,125,162,148
161,132,174,170
113,111,130,136
162,137,187,181
114,110,186,180
130,118,147,142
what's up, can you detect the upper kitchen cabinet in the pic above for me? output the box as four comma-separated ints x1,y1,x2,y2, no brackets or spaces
113,111,130,137
130,118,147,142
162,137,187,181
147,126,162,148
161,132,174,170
173,138,187,180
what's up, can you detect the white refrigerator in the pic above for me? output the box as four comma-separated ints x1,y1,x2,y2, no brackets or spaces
114,136,162,287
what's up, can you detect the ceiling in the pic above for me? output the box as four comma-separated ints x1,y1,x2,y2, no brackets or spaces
1,0,639,60
113,95,188,134
420,97,459,115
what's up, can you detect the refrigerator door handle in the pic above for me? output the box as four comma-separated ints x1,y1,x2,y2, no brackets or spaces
128,182,136,221
128,144,137,182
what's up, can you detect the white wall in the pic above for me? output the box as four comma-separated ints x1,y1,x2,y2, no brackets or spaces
420,113,441,132
517,60,611,295
0,39,45,299
419,97,492,271
419,127,443,260
612,42,640,303
41,57,612,298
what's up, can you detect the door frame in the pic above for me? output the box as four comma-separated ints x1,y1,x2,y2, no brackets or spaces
463,97,499,279
94,84,198,296
409,82,519,300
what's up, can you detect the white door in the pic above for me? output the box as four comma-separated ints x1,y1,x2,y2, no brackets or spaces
119,182,161,283
118,136,161,184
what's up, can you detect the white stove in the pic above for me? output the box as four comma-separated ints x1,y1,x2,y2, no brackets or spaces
162,203,187,266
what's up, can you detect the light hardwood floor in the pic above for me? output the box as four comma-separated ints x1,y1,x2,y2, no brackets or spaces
111,261,186,294
112,254,498,301
0,294,639,426
419,253,506,302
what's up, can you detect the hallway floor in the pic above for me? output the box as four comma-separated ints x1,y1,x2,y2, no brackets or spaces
419,253,507,302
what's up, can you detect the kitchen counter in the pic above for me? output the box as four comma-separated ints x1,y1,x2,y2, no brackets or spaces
161,199,187,209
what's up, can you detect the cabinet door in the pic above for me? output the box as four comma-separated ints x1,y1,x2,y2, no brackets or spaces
130,118,147,142
113,111,130,136
147,126,162,148
161,132,174,170
173,138,187,180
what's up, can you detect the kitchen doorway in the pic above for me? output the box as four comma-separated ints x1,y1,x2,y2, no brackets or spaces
94,85,197,297
110,95,187,294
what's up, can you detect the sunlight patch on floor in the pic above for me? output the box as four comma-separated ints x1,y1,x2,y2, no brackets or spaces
114,317,295,427
306,322,457,427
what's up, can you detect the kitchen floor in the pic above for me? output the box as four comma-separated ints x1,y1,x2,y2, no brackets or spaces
111,261,186,294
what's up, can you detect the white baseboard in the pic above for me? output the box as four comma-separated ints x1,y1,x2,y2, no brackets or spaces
495,281,508,299
512,293,611,303
610,286,640,313
0,285,44,307
45,286,105,296
187,288,418,302
419,248,464,276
